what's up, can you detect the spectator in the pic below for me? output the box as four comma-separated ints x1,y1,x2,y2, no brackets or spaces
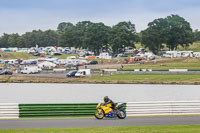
76,65,79,70
120,64,124,70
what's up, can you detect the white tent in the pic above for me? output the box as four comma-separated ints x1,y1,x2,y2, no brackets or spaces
38,61,56,69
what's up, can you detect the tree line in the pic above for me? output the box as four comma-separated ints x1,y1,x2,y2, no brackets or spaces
0,14,199,55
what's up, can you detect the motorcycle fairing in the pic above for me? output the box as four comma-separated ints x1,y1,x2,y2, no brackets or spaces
105,110,114,117
102,106,113,114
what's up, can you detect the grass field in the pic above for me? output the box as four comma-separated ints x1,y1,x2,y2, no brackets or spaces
122,58,200,70
0,52,78,60
0,52,34,60
135,41,200,52
178,41,200,52
1,125,200,133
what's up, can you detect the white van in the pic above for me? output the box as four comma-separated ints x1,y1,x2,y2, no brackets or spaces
75,69,91,77
193,52,200,58
21,66,41,74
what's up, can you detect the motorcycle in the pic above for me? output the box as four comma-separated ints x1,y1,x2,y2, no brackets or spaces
94,103,126,119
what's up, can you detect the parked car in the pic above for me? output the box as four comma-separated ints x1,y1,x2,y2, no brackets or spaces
40,54,45,57
64,62,80,68
54,52,62,55
66,70,78,77
0,69,13,75
30,61,38,65
33,53,40,56
121,54,128,57
64,63,72,68
87,60,98,65
114,54,128,57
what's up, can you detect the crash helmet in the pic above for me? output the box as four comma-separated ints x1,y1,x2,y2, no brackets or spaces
104,96,109,102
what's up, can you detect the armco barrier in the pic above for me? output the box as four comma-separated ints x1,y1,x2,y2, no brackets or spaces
126,101,200,116
169,69,188,72
19,103,98,118
188,69,200,71
0,103,19,119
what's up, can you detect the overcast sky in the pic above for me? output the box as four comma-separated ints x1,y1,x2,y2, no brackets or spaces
0,0,200,35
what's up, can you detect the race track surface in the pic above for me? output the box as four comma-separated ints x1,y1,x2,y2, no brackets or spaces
1,116,200,129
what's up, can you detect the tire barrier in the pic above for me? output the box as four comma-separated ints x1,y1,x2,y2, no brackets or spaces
0,103,19,119
126,101,200,116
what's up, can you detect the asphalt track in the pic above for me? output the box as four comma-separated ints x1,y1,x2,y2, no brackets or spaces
1,116,200,129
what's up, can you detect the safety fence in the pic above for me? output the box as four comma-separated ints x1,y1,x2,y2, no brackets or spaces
40,69,200,73
19,103,98,118
117,69,200,72
1,101,200,119
126,101,200,116
0,103,19,119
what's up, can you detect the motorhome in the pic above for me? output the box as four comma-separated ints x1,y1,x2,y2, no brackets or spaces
193,52,200,58
164,51,193,58
21,66,41,74
180,51,193,57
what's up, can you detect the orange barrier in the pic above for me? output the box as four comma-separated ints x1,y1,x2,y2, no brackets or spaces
87,56,96,59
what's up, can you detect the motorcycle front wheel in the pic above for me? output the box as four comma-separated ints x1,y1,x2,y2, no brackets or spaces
94,109,104,119
117,110,126,119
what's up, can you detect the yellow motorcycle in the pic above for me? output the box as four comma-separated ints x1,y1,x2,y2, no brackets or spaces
94,103,126,119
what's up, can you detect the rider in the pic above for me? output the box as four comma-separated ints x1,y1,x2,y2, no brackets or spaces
103,96,115,109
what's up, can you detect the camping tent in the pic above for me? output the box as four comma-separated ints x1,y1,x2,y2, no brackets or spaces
38,61,56,69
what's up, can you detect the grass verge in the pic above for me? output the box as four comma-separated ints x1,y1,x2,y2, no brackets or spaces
84,74,200,84
1,125,200,133
1,73,200,84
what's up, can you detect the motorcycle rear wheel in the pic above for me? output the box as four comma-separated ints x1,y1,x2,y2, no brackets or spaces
94,109,104,119
117,110,126,119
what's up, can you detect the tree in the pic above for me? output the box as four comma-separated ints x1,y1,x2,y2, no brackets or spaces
57,22,74,32
7,33,20,47
141,15,194,54
20,30,58,48
165,15,193,50
109,21,137,54
0,33,9,48
74,21,93,49
193,29,200,42
43,30,58,46
85,22,110,55
141,18,167,54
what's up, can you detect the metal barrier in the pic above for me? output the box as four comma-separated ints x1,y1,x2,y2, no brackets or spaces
126,101,200,116
19,103,98,118
0,103,19,119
